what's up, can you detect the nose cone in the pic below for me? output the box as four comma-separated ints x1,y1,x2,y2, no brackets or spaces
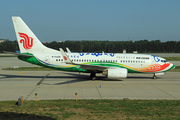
169,63,175,71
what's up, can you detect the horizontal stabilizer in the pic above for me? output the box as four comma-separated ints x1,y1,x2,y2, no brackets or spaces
3,51,33,57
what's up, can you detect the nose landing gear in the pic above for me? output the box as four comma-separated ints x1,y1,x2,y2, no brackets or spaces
153,73,157,79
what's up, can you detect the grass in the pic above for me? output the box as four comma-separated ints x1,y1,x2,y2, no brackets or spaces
0,100,180,120
2,56,180,72
2,66,180,72
164,57,180,61
2,67,56,71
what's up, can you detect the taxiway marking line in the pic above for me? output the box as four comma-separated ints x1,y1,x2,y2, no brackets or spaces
18,71,24,74
36,73,51,86
24,72,51,100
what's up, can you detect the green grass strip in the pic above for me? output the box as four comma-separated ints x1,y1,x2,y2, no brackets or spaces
0,100,180,119
2,67,56,71
164,57,180,61
2,66,180,72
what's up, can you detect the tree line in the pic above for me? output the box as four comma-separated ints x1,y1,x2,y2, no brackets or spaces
0,40,180,53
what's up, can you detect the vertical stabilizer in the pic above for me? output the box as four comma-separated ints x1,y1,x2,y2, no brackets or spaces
12,17,57,53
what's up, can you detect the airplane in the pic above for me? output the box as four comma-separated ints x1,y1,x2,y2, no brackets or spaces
12,16,175,80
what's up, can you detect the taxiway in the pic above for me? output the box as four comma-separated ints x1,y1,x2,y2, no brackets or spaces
0,57,180,101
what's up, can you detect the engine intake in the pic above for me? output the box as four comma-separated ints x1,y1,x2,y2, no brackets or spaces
102,68,127,79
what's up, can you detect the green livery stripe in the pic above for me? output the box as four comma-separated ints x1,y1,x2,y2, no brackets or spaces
82,62,142,73
18,54,142,73
163,64,175,72
18,55,88,72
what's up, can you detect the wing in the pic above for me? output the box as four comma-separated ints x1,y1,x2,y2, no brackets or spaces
59,48,109,71
78,63,109,71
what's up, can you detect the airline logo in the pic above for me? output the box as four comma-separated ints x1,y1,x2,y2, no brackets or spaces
18,33,33,50
63,56,67,60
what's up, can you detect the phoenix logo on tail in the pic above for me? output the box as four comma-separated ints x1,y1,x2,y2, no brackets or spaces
63,56,67,60
18,33,33,50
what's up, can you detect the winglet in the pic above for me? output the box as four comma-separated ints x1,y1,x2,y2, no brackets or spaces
59,48,73,64
66,47,71,53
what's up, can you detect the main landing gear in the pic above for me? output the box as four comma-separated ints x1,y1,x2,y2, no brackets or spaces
153,73,157,79
90,73,96,80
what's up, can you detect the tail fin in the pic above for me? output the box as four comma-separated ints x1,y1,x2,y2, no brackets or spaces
12,17,56,53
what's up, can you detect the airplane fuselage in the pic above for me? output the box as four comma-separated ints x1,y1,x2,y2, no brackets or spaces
18,52,174,74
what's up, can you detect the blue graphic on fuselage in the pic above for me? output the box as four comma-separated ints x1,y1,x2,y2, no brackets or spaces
79,53,115,57
151,55,160,62
36,57,55,66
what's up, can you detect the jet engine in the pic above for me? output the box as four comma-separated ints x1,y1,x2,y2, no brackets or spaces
102,68,128,79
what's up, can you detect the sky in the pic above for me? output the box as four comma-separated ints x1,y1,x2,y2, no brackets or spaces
0,0,180,42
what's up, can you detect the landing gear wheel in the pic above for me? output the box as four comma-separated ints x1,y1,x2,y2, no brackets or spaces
153,74,157,79
153,76,157,79
90,73,96,80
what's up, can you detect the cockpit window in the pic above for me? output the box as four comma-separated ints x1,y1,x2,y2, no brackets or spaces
161,60,167,63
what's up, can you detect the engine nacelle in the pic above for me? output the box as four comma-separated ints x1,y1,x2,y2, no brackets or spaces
102,68,127,79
